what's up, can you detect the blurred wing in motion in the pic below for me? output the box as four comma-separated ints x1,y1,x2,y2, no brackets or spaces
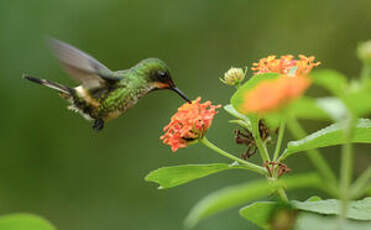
49,38,121,89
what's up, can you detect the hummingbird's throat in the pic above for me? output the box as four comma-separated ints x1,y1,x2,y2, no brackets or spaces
154,82,170,89
152,82,191,103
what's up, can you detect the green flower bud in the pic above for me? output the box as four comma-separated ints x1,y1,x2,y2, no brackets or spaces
357,40,371,64
220,67,245,86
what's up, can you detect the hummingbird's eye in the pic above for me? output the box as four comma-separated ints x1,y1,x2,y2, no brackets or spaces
151,70,171,84
159,71,167,78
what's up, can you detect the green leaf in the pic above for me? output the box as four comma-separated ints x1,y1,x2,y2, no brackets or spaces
224,104,253,131
231,73,280,114
316,97,348,121
240,202,296,230
239,197,318,229
256,97,332,131
240,196,371,229
224,104,248,121
295,213,371,230
342,82,371,116
310,69,348,96
184,173,321,227
228,120,251,131
305,196,322,202
145,164,246,189
286,97,330,120
239,201,277,229
311,69,371,117
281,118,371,160
292,197,371,221
0,214,56,230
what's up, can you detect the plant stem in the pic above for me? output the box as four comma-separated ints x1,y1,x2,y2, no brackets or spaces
273,120,286,161
253,119,271,162
268,177,289,202
200,137,267,175
286,118,338,192
350,166,371,199
277,188,289,202
340,118,355,220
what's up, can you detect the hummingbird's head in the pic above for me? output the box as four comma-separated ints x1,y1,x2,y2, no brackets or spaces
140,58,191,103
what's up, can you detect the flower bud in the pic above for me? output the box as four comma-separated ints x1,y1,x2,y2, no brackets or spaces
357,40,371,64
220,67,245,86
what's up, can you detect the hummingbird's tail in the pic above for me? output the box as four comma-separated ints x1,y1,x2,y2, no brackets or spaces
23,75,74,96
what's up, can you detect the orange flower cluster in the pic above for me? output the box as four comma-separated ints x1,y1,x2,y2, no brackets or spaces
251,55,320,76
161,97,221,152
241,75,311,113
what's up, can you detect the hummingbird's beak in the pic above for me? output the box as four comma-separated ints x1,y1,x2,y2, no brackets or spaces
171,87,191,103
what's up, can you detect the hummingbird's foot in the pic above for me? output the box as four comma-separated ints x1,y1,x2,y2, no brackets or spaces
92,119,104,131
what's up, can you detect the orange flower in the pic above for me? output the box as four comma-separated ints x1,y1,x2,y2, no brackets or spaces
252,55,320,76
161,97,221,152
241,75,311,113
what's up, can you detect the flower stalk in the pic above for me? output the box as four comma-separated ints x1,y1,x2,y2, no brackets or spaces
200,137,267,175
248,116,271,162
350,166,371,199
340,117,355,220
273,120,286,161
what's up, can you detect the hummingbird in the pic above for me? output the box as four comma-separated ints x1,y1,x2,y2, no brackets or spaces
24,39,191,131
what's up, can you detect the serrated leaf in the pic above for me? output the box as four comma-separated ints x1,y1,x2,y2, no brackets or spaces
280,119,371,160
184,173,321,227
295,213,371,230
231,73,281,114
292,197,371,221
145,164,246,189
310,69,348,96
0,214,56,230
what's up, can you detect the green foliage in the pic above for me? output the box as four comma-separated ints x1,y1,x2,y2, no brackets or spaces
342,82,371,116
224,104,248,121
310,69,348,96
0,214,55,230
286,97,330,120
145,164,246,189
294,213,371,230
239,196,371,228
239,201,278,229
184,173,321,227
316,97,348,121
224,104,252,131
311,70,371,116
281,118,371,160
292,197,371,221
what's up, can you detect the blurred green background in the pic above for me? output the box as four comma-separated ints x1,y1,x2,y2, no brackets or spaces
0,0,370,229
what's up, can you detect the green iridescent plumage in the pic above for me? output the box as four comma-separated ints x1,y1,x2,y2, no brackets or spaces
24,39,190,131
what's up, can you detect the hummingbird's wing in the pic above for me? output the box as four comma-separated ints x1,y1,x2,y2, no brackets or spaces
49,38,122,89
